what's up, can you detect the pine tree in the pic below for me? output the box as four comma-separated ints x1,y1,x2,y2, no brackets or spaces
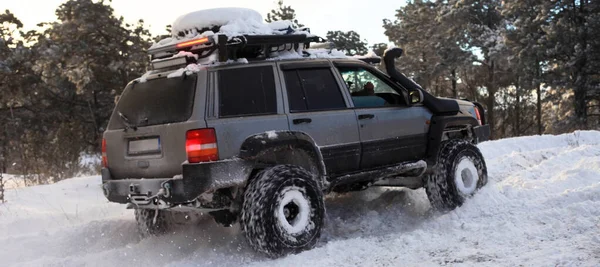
542,0,600,129
0,1,154,181
34,0,152,150
371,43,388,57
0,10,43,182
0,10,28,102
265,0,304,27
503,0,551,135
441,0,508,138
502,0,600,132
383,1,441,89
326,30,368,56
383,1,470,97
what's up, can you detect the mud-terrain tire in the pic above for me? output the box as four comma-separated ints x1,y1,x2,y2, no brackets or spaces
425,139,488,211
240,165,325,258
134,208,173,237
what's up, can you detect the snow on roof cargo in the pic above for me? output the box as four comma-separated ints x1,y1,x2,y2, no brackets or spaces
148,33,328,67
148,7,316,61
171,8,264,37
143,7,368,78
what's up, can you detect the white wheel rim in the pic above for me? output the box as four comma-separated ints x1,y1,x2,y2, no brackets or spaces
454,157,479,196
277,189,310,235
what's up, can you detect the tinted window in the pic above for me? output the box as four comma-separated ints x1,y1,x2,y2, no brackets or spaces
339,67,399,95
219,66,277,117
284,68,346,112
337,66,406,107
108,75,196,130
283,71,308,111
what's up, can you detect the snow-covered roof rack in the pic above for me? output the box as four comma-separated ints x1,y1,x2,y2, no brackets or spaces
148,33,327,70
353,51,382,65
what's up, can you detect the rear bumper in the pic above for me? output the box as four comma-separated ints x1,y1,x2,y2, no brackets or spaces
473,124,491,143
101,159,252,205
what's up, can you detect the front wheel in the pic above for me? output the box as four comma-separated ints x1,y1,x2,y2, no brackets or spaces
425,139,488,211
240,165,325,258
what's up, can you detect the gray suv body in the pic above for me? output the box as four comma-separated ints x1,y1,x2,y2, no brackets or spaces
101,41,490,257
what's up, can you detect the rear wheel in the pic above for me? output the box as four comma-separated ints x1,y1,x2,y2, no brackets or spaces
134,208,173,237
240,165,325,258
425,139,488,211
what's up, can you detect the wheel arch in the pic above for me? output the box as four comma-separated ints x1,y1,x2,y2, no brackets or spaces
239,131,327,180
426,115,480,166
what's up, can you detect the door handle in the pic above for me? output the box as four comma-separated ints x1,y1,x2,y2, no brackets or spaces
358,114,375,120
293,118,312,124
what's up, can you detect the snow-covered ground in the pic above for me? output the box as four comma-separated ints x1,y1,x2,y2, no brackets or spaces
1,131,599,266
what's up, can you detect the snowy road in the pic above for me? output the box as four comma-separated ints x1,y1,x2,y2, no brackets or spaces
1,131,599,266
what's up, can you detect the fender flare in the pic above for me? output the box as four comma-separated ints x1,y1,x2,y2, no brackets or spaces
239,131,326,177
426,115,480,166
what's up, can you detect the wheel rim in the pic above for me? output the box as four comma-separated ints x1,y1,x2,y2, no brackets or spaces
454,157,479,196
277,189,310,235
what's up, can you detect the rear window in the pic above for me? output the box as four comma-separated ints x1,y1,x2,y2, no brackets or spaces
108,75,197,129
218,66,277,117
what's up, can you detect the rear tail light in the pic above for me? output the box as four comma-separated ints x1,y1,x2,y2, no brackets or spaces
186,129,218,163
474,107,482,125
101,138,108,168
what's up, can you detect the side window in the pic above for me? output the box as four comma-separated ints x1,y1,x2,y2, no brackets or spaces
337,67,405,108
219,66,277,117
284,68,347,112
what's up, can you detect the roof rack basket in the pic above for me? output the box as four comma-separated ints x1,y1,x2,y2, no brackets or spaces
148,34,327,63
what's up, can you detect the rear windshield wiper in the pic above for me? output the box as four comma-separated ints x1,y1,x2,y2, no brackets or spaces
118,111,137,131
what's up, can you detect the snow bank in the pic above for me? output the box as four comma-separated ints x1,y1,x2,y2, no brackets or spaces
1,174,25,189
1,131,599,266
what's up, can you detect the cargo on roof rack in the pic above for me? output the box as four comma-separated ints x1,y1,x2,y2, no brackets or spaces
148,33,326,66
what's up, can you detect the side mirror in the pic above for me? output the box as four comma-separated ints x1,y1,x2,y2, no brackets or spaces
408,89,424,105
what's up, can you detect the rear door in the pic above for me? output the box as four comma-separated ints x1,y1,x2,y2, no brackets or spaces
334,64,432,169
104,72,207,179
278,62,361,176
206,63,290,159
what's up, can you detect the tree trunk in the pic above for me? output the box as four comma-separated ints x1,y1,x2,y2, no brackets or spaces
487,60,496,140
536,82,542,135
515,75,521,136
487,92,496,139
535,61,543,135
87,99,99,146
0,124,7,174
451,69,458,98
572,0,589,129
501,90,508,138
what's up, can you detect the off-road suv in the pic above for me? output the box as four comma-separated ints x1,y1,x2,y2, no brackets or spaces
101,31,490,257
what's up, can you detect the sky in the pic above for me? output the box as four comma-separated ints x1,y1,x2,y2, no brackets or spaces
2,0,406,45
